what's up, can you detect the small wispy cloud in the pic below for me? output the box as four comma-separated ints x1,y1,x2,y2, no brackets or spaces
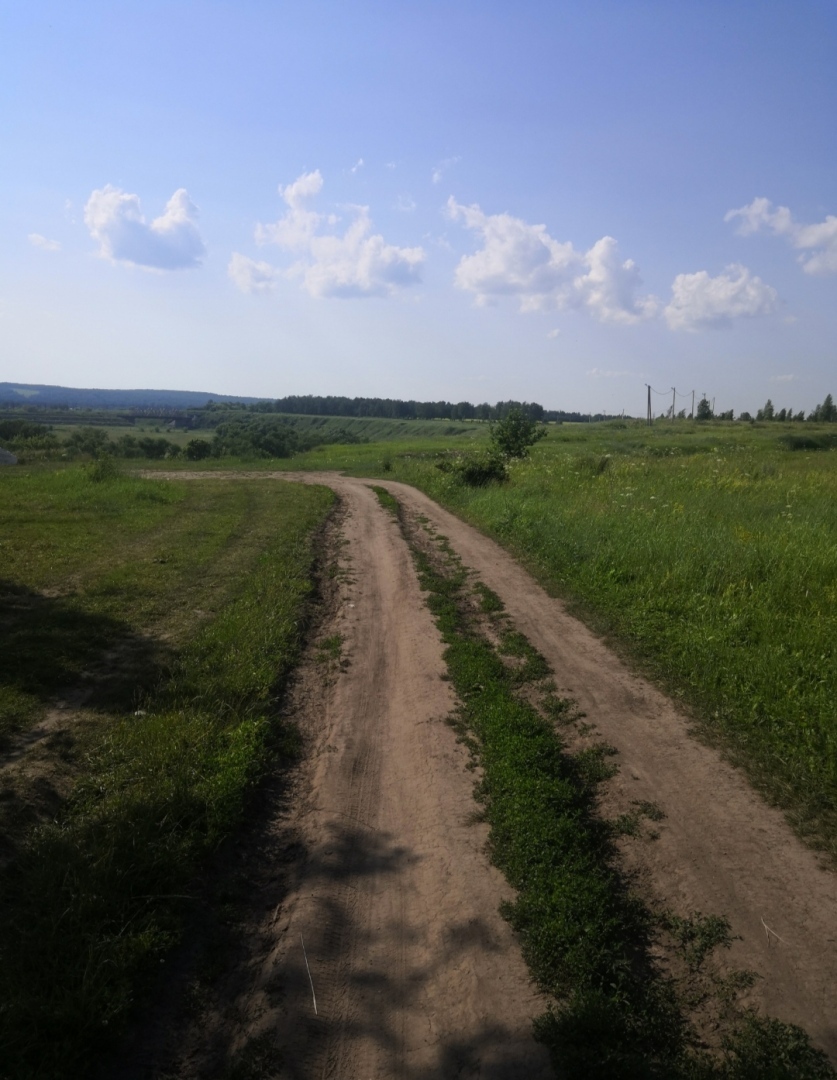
432,156,460,184
547,328,560,339
385,161,397,170
587,368,644,378
350,158,364,174
726,196,837,275
395,194,416,213
769,374,794,382
227,253,278,294
28,233,61,252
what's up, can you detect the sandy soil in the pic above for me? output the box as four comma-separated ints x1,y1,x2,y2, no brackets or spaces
155,476,551,1079
139,471,837,1071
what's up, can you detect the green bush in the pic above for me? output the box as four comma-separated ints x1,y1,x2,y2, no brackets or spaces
490,407,547,459
184,438,213,460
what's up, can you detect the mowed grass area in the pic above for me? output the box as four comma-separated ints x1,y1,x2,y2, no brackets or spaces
0,465,333,1079
301,421,837,854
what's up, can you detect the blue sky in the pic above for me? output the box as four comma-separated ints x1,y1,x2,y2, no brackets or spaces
2,1,836,414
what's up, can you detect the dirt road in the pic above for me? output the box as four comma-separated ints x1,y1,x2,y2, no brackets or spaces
148,471,837,1073
162,475,552,1079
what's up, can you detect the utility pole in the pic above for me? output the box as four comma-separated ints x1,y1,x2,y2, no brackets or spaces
691,390,695,419
712,397,716,416
646,384,652,426
671,387,676,420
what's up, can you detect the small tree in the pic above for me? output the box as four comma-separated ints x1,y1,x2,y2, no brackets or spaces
184,438,212,460
696,396,713,421
490,408,547,459
821,393,836,422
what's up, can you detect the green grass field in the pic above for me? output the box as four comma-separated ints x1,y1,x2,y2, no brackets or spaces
301,420,837,856
0,464,333,1078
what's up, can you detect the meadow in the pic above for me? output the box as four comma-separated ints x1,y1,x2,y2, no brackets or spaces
0,465,333,1077
298,420,837,856
4,417,837,1075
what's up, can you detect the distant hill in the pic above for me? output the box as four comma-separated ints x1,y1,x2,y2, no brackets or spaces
0,383,262,410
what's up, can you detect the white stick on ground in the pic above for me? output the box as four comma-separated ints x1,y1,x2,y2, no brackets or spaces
300,933,318,1016
761,917,790,947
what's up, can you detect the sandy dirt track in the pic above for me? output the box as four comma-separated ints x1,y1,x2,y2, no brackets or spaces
157,474,551,1079
147,471,837,1072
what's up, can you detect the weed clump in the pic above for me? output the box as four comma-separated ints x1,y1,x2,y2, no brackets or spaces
436,449,508,486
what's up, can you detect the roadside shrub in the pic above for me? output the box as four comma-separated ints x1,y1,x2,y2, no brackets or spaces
438,449,508,486
184,438,213,460
84,456,122,483
490,407,548,459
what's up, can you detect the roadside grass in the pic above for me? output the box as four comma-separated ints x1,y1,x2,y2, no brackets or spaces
376,487,834,1079
0,465,333,1079
348,423,837,856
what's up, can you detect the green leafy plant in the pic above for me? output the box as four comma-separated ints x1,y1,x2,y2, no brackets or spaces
490,407,548,459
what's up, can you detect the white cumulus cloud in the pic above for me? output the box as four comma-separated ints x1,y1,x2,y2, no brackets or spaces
84,185,206,269
28,233,61,252
255,171,424,298
447,197,657,323
725,196,837,275
228,253,278,294
664,264,778,331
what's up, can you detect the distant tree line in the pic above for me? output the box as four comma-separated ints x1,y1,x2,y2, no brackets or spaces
203,394,620,424
719,394,835,423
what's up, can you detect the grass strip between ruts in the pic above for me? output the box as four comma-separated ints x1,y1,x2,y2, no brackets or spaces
370,487,836,1080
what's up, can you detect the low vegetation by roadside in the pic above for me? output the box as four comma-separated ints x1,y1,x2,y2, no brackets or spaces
372,486,834,1078
0,465,333,1079
0,412,489,466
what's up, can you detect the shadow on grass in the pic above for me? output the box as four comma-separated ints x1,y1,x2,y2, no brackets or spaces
0,578,172,745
